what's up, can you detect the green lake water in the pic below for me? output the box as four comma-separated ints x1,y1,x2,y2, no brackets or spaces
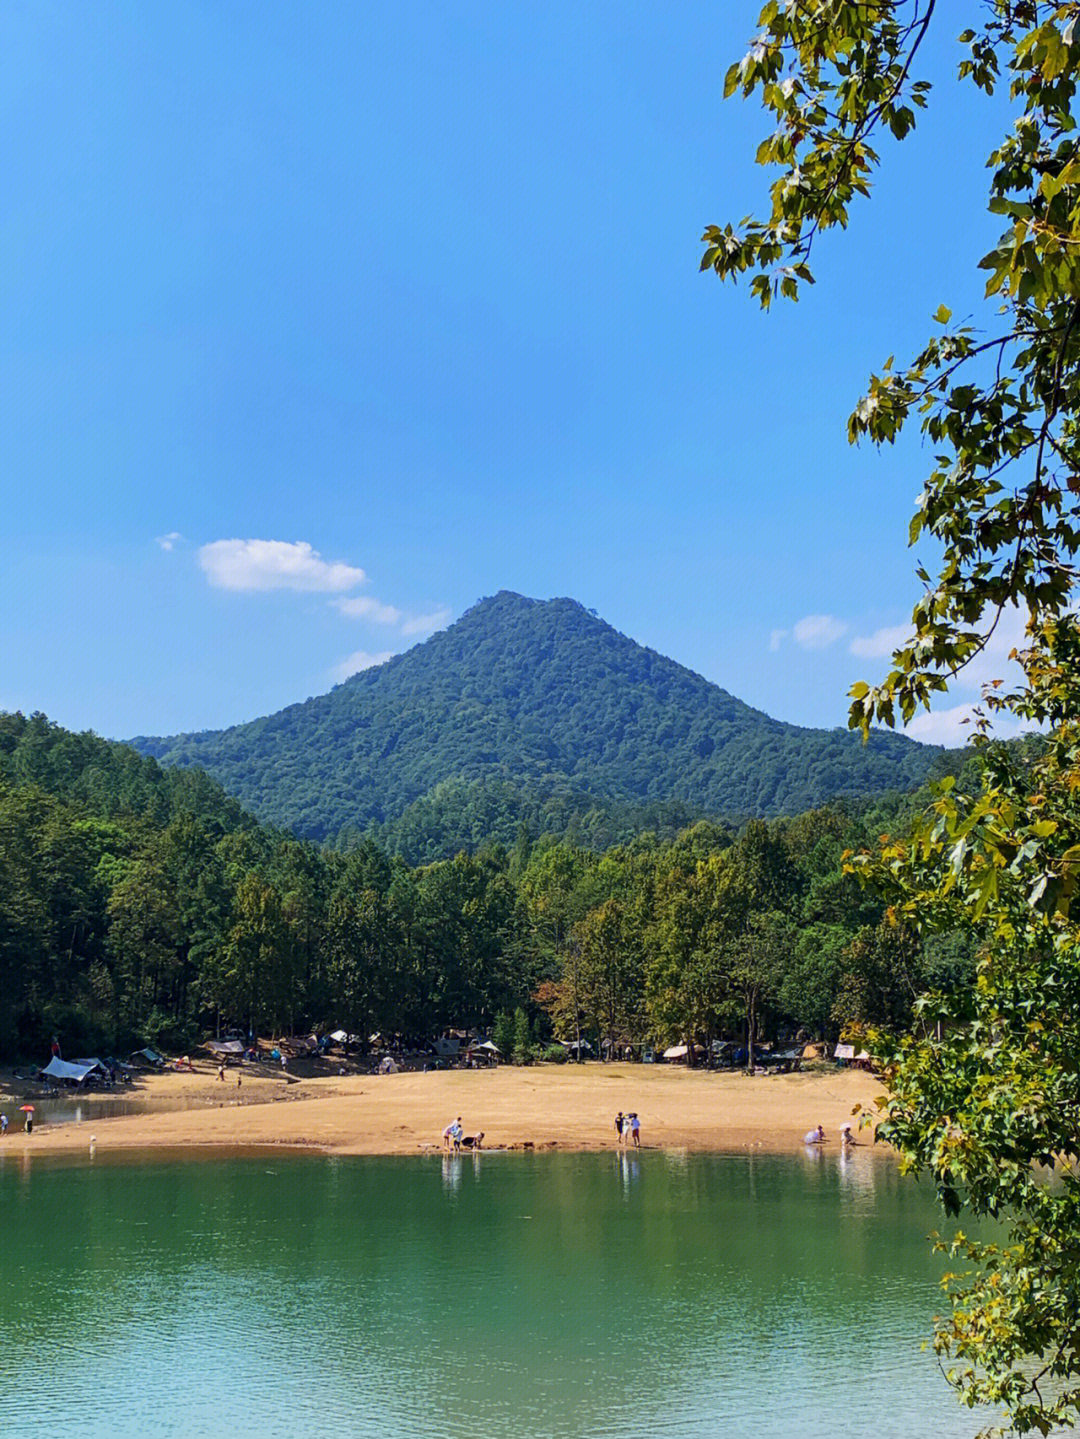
0,1147,992,1438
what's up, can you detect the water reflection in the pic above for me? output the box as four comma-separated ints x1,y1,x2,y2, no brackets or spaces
616,1150,640,1194
0,1151,991,1439
441,1152,466,1195
837,1145,878,1207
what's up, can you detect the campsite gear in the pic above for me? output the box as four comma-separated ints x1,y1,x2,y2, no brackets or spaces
19,1105,34,1112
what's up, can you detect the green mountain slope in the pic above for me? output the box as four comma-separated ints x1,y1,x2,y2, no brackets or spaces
132,591,938,842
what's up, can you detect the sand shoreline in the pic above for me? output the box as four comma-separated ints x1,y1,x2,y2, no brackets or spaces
0,1063,887,1164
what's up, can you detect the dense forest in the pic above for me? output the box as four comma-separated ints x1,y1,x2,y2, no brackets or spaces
132,592,940,848
1,711,973,1064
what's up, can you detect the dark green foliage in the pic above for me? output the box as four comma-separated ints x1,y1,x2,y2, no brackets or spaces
512,1006,531,1064
132,593,937,844
0,709,959,1070
491,1010,514,1059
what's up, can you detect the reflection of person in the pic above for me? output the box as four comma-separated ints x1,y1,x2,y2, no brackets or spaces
803,1124,826,1145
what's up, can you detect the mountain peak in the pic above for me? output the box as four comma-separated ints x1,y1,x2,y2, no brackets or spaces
133,592,936,845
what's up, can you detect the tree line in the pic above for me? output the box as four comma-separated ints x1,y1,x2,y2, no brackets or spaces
0,711,971,1063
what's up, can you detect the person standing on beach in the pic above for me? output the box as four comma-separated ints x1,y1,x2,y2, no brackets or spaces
442,1121,454,1150
452,1118,463,1153
629,1113,641,1149
25,1111,33,1134
614,1111,625,1145
0,1113,7,1136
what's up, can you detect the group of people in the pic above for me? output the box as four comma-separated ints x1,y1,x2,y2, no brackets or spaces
803,1123,857,1147
614,1111,641,1148
442,1117,484,1152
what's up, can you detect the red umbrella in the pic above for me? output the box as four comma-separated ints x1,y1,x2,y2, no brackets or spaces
19,1105,34,1112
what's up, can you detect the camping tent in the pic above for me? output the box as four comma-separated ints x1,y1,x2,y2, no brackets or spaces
206,1040,244,1057
131,1047,165,1067
39,1057,100,1084
663,1044,705,1061
282,1035,319,1056
559,1039,593,1055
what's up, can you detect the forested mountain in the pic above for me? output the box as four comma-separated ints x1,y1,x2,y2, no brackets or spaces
133,591,938,848
0,710,971,1063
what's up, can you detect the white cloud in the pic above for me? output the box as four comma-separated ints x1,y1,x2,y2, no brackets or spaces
905,702,1032,747
401,607,452,636
199,539,365,593
156,532,183,552
332,649,396,682
768,628,787,652
950,605,1029,694
895,608,1033,746
905,703,983,746
332,595,403,625
792,614,847,650
849,622,912,660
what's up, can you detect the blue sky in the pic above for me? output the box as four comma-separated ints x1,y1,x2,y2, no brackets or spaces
2,4,1016,744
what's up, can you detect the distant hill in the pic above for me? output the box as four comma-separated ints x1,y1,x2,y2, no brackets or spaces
0,710,249,832
131,591,938,845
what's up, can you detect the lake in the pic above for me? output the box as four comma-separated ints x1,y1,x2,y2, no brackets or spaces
0,1147,991,1438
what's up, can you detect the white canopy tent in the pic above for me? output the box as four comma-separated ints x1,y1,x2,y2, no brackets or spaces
40,1057,100,1083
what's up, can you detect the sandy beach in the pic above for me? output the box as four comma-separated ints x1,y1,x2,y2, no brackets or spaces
0,1061,884,1160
